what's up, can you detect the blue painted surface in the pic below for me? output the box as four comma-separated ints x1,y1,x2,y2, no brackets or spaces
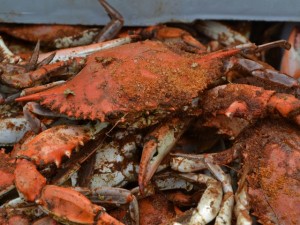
0,0,299,25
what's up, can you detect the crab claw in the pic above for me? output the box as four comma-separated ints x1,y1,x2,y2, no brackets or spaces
201,84,300,129
281,26,300,80
133,25,206,50
37,185,123,225
138,118,191,193
16,124,98,167
13,123,124,224
1,58,83,89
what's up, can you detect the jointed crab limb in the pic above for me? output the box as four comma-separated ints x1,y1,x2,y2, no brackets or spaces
234,185,252,225
24,40,41,72
226,57,299,87
96,0,124,42
79,187,139,225
1,57,85,89
204,158,234,225
37,185,123,225
177,173,223,225
201,84,300,127
195,21,250,47
138,118,191,192
0,115,31,146
20,80,66,97
170,149,238,172
23,101,73,133
38,36,136,63
0,36,20,63
53,28,101,49
151,172,194,192
171,154,235,225
133,25,206,50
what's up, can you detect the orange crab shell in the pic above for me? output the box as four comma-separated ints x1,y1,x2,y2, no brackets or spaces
0,150,15,195
16,40,230,122
239,120,300,224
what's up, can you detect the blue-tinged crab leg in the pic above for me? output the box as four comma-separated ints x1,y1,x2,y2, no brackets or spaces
0,116,31,146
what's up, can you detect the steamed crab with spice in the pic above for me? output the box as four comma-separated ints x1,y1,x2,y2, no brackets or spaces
0,24,300,224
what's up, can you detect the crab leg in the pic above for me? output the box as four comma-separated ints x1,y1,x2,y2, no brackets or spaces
96,0,124,42
38,36,135,63
227,57,299,87
201,84,300,127
138,118,191,192
152,172,194,192
0,116,31,146
0,36,21,63
195,21,250,46
204,158,234,225
234,185,252,225
52,0,123,48
170,149,238,172
80,187,139,225
171,153,235,225
177,173,223,225
54,28,101,49
20,80,66,96
1,57,85,89
133,25,206,50
23,102,70,133
36,185,123,225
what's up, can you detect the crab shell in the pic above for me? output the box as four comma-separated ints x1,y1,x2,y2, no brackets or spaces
16,40,229,123
0,150,15,196
237,120,300,224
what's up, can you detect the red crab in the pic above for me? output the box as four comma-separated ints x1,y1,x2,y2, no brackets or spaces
235,120,300,224
6,39,300,224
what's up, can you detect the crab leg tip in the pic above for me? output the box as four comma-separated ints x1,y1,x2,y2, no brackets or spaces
54,160,61,168
65,150,71,158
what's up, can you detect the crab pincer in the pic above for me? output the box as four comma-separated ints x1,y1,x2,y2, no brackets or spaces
13,123,124,224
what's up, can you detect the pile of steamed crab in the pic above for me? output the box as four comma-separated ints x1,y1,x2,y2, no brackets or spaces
0,1,299,224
